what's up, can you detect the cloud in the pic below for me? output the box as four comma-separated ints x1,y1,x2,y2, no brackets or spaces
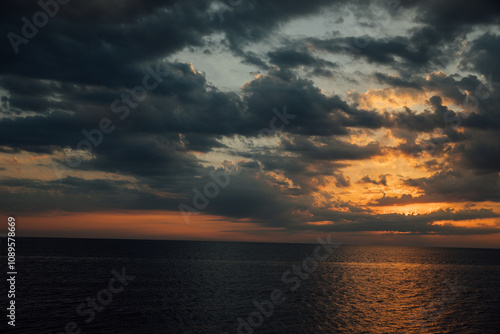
281,135,382,161
359,174,389,186
302,208,500,235
1,0,500,241
267,46,338,72
404,169,500,203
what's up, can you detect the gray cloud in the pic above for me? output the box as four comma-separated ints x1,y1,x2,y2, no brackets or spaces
1,0,500,238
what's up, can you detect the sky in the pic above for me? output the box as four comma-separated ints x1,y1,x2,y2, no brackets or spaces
1,0,500,248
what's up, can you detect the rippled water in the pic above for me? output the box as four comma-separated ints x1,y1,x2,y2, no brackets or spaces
5,238,500,333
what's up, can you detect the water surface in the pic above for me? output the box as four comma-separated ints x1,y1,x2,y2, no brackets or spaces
4,238,500,333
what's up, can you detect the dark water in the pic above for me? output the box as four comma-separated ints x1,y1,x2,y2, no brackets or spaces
2,238,500,333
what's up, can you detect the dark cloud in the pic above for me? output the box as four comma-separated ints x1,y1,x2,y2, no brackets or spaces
410,0,500,39
359,174,389,186
242,69,386,135
333,172,351,188
302,208,500,235
301,1,500,75
462,32,500,80
267,47,337,71
0,176,179,213
404,169,500,203
281,135,381,161
306,31,444,72
374,72,422,90
1,0,500,239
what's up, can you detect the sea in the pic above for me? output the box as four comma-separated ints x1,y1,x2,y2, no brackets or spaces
2,238,500,333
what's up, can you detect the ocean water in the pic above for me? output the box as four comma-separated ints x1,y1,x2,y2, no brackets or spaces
2,238,500,333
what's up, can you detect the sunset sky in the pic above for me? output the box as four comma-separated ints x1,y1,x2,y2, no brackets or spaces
1,0,500,248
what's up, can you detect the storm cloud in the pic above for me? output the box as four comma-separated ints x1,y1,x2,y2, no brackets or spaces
1,0,499,241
